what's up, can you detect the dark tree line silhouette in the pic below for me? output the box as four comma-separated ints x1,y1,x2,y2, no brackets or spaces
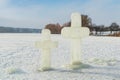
45,14,92,34
45,14,120,36
0,26,41,33
91,22,120,36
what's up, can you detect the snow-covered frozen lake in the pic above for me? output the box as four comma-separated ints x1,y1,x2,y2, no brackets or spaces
0,34,120,80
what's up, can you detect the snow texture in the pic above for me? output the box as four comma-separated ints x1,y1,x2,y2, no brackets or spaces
0,34,120,80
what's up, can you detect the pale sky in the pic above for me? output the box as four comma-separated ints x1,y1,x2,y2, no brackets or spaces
0,0,120,29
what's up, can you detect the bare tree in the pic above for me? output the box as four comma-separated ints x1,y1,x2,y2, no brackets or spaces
62,21,71,27
81,15,92,27
45,23,62,34
109,22,119,34
62,14,92,28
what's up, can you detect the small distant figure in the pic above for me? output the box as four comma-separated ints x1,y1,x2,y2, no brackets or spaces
35,29,58,71
61,12,90,69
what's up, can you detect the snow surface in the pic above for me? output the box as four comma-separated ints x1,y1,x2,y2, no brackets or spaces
0,34,120,80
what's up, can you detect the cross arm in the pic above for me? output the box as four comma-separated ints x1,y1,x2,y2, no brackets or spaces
61,27,90,39
35,40,58,49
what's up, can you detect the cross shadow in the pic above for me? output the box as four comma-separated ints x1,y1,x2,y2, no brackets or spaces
40,66,120,78
9,69,27,75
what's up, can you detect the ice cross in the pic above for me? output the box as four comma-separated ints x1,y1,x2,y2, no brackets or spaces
35,29,58,71
61,12,90,69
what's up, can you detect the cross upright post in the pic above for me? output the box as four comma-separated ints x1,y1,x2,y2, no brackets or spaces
35,29,58,71
61,12,90,69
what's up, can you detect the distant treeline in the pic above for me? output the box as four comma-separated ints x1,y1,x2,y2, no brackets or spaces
0,26,41,33
44,14,120,36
